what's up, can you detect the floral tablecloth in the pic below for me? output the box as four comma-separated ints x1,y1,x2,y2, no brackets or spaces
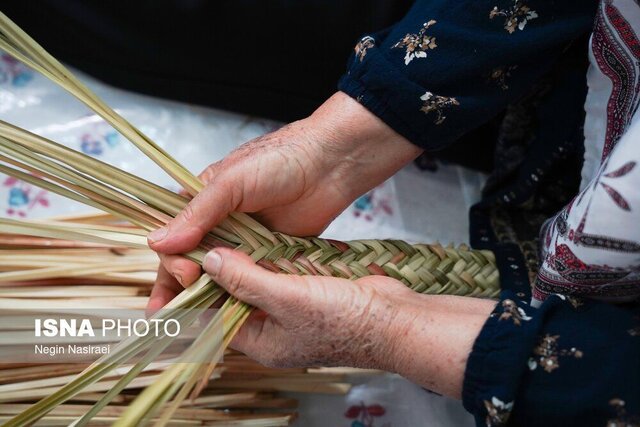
0,53,484,427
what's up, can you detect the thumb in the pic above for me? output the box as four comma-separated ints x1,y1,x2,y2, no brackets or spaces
147,176,238,254
203,248,301,313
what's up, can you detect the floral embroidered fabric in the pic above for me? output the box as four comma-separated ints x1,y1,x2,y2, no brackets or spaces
463,291,640,426
535,0,640,303
339,0,598,151
341,0,639,425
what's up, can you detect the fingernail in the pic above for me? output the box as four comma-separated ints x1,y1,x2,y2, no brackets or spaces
148,227,168,243
204,250,222,274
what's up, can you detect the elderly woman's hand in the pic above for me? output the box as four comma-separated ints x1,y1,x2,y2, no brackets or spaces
146,92,422,313
203,247,496,398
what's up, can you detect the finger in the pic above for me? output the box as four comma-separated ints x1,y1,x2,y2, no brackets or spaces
146,266,184,317
157,253,202,288
228,309,266,351
147,173,239,254
228,310,279,360
203,248,302,313
178,188,193,198
197,161,222,184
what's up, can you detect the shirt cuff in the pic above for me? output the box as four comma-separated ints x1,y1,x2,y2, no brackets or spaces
462,291,546,425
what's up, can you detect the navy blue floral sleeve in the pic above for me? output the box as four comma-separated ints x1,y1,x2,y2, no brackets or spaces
340,1,640,426
338,0,597,150
464,292,640,426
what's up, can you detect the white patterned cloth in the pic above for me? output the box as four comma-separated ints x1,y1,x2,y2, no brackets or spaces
535,0,640,304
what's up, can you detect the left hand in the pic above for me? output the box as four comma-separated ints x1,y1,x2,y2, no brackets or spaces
203,248,496,398
145,92,422,315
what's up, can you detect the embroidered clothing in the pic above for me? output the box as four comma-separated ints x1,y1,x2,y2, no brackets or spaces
535,0,640,303
341,0,640,425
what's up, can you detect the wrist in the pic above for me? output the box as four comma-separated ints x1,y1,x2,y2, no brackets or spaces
346,283,420,372
381,293,496,398
307,92,423,199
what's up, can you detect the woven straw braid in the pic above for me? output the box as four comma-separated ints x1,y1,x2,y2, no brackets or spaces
229,231,500,298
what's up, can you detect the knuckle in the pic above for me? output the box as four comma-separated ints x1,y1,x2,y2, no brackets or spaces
180,203,196,223
224,267,247,295
177,209,209,243
355,275,406,295
199,162,222,183
268,275,301,308
208,169,242,212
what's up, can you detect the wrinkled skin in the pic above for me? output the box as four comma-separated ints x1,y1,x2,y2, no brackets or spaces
202,248,495,397
147,92,496,398
203,249,405,370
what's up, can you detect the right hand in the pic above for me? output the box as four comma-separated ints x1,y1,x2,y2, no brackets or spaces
146,91,422,313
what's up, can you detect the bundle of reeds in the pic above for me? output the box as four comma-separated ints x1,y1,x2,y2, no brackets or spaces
0,214,359,426
0,10,500,426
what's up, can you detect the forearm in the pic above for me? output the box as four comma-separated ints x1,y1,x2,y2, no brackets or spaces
307,91,423,201
380,293,496,398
